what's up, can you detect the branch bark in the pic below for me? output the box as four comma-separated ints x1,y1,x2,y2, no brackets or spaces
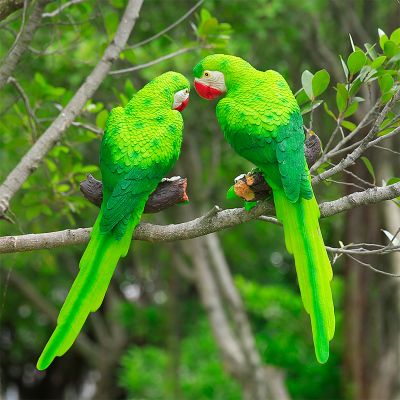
0,0,144,217
1,181,399,254
0,0,23,21
80,174,189,213
0,0,48,89
204,233,290,400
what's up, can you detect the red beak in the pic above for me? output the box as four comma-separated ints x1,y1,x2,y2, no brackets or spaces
194,80,224,100
174,97,189,112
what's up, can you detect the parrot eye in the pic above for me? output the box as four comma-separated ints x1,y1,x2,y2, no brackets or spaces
204,72,210,77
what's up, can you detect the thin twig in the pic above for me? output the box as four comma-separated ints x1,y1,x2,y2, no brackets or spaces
7,76,38,140
126,0,204,49
109,46,205,76
72,121,103,135
42,0,85,18
346,254,400,278
313,90,400,185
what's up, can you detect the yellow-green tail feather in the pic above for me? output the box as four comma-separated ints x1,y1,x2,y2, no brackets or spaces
36,209,140,370
273,189,335,363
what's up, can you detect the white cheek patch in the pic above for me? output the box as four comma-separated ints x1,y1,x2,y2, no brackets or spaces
205,71,227,92
173,89,189,109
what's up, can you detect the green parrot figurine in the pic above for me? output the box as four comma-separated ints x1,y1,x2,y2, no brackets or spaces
37,71,190,370
193,54,334,363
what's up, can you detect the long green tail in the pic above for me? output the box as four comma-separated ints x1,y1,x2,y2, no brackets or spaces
36,208,141,370
273,189,335,363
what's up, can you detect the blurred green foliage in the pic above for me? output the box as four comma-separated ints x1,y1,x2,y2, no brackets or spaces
1,0,399,399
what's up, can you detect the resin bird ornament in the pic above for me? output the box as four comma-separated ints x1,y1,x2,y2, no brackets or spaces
193,54,334,363
37,71,190,370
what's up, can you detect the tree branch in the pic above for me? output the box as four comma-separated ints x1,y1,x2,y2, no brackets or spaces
312,90,400,185
0,0,48,89
7,76,38,139
0,0,23,21
41,0,84,18
0,0,144,217
80,174,189,213
109,46,206,76
1,181,399,254
125,0,203,49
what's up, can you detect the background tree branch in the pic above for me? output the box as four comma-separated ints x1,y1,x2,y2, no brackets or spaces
0,0,49,89
0,0,144,217
0,0,23,21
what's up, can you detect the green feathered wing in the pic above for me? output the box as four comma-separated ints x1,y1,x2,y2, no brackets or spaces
215,66,335,363
37,74,185,370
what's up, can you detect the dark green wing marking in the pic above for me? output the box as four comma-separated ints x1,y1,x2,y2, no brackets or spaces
276,112,312,202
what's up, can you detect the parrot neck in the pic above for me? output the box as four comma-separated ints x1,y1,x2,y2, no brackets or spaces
224,67,262,96
125,85,173,115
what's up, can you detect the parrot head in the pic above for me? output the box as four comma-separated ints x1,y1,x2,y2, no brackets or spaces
193,54,251,100
173,87,190,111
148,71,190,112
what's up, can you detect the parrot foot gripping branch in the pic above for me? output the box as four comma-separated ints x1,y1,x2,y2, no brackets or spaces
231,133,322,203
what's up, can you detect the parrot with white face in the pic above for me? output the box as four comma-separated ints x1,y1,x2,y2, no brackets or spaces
193,54,335,363
37,71,190,370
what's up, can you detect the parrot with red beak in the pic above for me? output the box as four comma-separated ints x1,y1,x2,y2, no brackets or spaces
193,54,335,363
37,71,190,370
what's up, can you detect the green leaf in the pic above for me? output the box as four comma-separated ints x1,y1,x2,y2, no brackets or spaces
349,33,356,51
390,27,400,44
378,73,394,93
295,88,309,106
56,184,70,193
301,100,323,115
378,28,388,49
119,93,129,106
336,83,348,113
348,77,362,97
200,8,211,21
387,177,400,186
301,70,314,100
341,120,357,131
381,91,395,104
104,13,119,38
358,65,375,82
364,42,377,60
339,55,349,80
361,156,375,183
343,101,359,118
347,50,367,74
384,40,398,58
96,109,109,130
312,69,330,97
323,102,336,120
124,79,136,98
370,55,386,69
